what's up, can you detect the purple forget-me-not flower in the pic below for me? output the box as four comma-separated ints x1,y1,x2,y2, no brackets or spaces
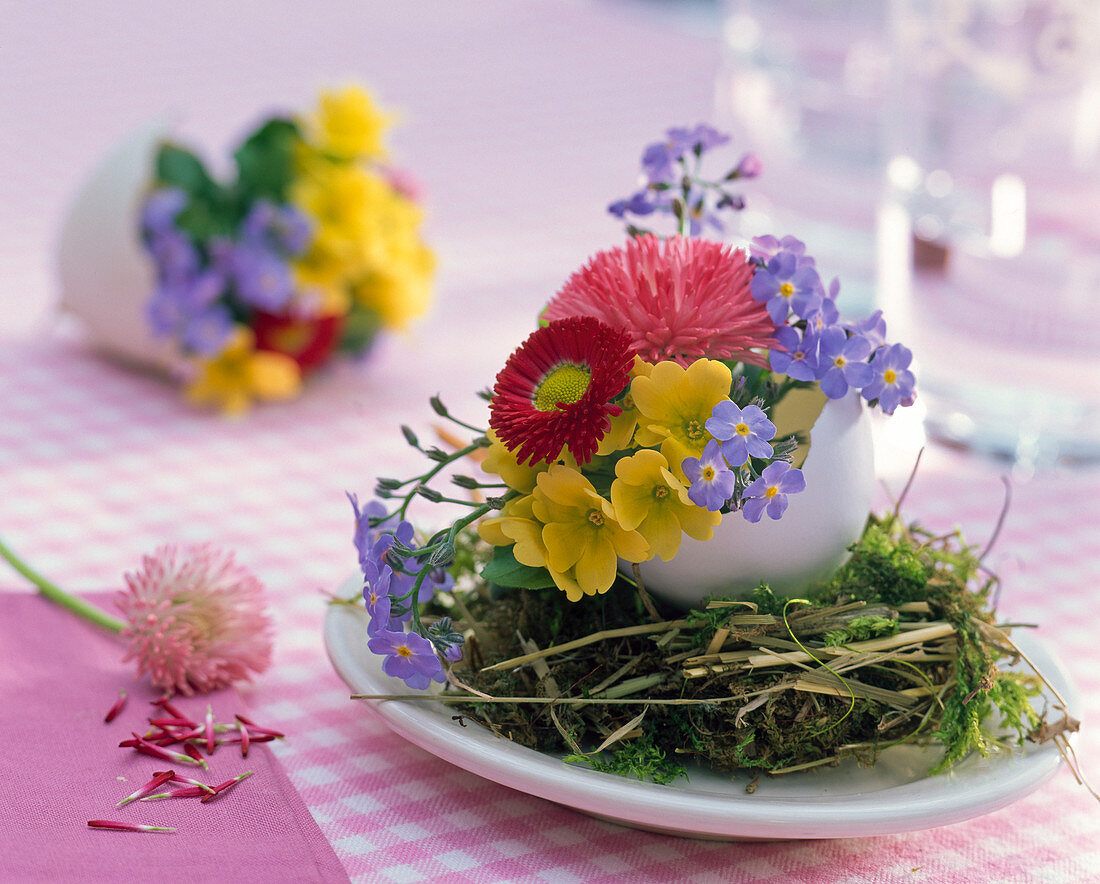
682,439,736,512
769,325,821,382
706,401,776,467
861,343,916,414
741,461,806,523
750,252,823,323
816,327,875,399
367,627,446,690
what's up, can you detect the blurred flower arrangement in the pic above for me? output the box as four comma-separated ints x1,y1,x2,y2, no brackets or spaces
346,124,916,688
141,85,435,413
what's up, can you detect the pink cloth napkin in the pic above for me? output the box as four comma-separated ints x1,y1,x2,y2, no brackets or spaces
0,591,349,883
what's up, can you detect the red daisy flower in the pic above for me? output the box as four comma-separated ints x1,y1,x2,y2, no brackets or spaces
542,234,777,367
490,316,635,466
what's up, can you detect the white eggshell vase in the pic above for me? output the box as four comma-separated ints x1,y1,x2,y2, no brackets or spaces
56,121,182,375
634,388,875,608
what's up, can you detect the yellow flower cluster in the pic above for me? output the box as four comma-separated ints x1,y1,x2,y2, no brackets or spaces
290,86,435,328
479,358,731,600
182,86,435,414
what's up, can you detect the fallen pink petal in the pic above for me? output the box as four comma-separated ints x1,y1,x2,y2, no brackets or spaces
116,769,175,807
151,697,188,720
130,732,206,768
235,714,285,739
200,770,253,804
140,786,208,800
103,689,127,724
87,820,176,833
168,773,215,794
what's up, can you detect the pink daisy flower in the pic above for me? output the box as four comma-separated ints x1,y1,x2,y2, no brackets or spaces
543,234,778,367
116,544,274,696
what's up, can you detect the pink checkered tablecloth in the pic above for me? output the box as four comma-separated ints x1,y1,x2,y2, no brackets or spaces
3,2,1099,881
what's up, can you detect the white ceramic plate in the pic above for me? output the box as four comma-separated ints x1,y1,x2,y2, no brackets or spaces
324,599,1077,840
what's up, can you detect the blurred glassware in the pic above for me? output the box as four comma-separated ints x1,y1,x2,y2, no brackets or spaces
876,0,1100,471
716,0,894,316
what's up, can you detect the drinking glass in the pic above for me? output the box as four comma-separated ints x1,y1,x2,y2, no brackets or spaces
876,0,1100,469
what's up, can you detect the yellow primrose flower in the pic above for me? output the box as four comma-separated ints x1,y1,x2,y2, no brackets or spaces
631,358,733,480
478,494,541,553
531,464,649,601
309,85,391,161
476,495,583,599
610,449,721,562
185,328,301,415
481,431,578,494
597,356,653,455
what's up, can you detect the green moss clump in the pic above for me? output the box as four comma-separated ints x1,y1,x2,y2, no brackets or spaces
440,510,1047,785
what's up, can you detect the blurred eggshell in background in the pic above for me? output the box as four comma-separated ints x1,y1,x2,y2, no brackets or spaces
633,389,876,608
56,120,182,374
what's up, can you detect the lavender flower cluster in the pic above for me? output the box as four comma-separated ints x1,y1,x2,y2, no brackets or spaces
348,494,464,689
751,235,917,415
608,124,761,237
141,189,313,356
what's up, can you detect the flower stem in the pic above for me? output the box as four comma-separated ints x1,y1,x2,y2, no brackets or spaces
0,535,125,634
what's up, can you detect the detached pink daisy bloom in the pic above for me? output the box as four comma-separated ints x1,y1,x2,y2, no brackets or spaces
117,544,274,696
543,234,778,367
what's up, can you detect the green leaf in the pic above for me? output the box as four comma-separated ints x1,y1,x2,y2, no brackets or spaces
172,197,237,241
155,144,217,197
338,304,381,355
480,545,557,590
233,117,301,202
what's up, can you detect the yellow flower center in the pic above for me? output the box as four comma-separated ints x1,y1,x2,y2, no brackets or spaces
701,465,716,481
534,362,591,412
779,282,794,299
653,485,669,500
587,509,605,526
396,645,413,658
834,356,846,368
735,422,750,437
620,393,635,410
685,419,705,441
764,486,779,499
884,369,897,384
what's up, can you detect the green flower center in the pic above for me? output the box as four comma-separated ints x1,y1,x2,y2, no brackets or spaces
587,509,605,526
735,422,750,437
685,419,705,441
534,362,591,412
